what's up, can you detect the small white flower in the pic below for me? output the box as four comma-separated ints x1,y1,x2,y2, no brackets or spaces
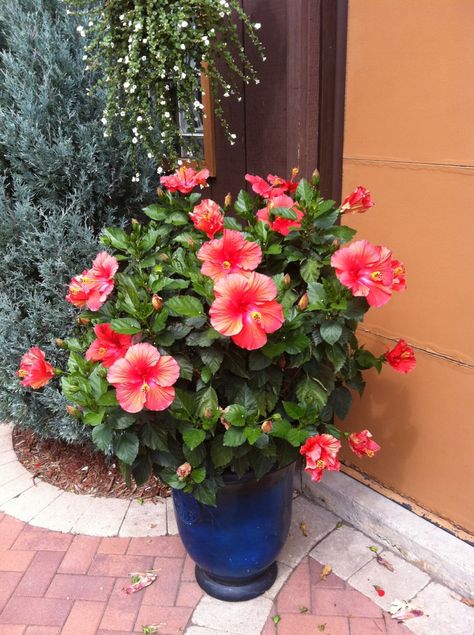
262,56,267,61
134,22,143,32
230,141,235,146
180,20,188,28
177,159,183,166
119,14,125,21
137,115,143,122
110,42,115,48
210,28,215,35
132,137,138,144
230,133,237,139
142,38,148,44
181,72,186,79
85,65,90,71
147,152,153,158
123,81,130,89
141,55,147,61
148,125,153,130
103,131,109,138
255,79,260,85
237,97,242,102
164,112,171,118
180,44,186,50
117,57,123,63
223,92,229,98
120,110,126,117
161,131,167,137
164,84,170,90
132,127,138,135
88,20,93,27
254,22,261,30
101,117,107,125
157,167,163,174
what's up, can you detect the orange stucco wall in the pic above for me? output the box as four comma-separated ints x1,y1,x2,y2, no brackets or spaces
341,0,474,534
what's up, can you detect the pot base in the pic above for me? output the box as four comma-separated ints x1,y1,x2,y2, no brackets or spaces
195,562,278,602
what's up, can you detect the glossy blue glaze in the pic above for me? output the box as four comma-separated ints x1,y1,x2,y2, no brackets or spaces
172,462,295,587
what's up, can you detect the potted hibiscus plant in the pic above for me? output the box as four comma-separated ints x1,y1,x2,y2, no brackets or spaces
17,167,415,601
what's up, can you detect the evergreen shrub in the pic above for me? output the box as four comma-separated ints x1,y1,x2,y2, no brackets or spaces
0,0,155,441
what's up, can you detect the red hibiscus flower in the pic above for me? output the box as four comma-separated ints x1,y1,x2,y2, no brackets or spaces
331,240,396,308
348,430,381,458
107,343,180,413
189,199,224,239
341,186,374,214
160,166,209,194
245,172,299,198
66,252,119,312
85,323,133,368
385,340,416,374
197,230,262,281
17,347,55,389
209,272,284,350
391,259,407,292
257,194,304,236
299,434,341,482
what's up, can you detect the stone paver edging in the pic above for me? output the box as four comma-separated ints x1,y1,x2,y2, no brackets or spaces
1,423,473,634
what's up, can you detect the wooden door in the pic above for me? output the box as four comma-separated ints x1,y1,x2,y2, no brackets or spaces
208,0,348,203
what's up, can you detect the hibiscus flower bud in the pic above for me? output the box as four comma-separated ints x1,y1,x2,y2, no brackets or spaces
282,273,291,289
176,462,192,480
66,405,81,418
311,169,320,184
131,218,139,225
158,253,169,262
224,192,232,208
203,407,213,419
156,187,164,197
55,338,66,348
77,317,90,326
297,292,309,311
261,420,273,433
220,416,231,430
152,294,163,311
291,167,299,180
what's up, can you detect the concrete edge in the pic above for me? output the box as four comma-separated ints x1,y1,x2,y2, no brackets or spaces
300,470,474,597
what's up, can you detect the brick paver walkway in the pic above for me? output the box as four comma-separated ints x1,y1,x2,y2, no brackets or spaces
0,511,412,635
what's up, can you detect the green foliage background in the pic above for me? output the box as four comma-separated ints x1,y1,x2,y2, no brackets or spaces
0,0,156,441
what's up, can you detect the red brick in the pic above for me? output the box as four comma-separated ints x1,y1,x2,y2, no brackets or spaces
0,517,26,551
134,605,193,635
0,572,22,612
61,600,105,635
11,528,72,552
142,557,183,607
24,628,60,635
99,578,142,632
98,631,137,635
88,553,154,577
311,587,382,618
58,535,100,574
277,614,350,635
0,550,34,572
0,597,72,627
309,557,346,589
127,536,186,558
175,581,203,607
45,573,114,601
350,617,388,634
277,559,311,613
97,537,130,555
0,625,25,635
14,552,64,597
181,554,195,581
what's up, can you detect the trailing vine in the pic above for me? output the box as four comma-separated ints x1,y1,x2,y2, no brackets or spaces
67,0,264,172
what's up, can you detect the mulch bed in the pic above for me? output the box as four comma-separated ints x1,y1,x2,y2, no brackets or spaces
12,427,170,501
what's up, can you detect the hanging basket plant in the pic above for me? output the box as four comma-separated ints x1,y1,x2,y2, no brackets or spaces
67,0,264,170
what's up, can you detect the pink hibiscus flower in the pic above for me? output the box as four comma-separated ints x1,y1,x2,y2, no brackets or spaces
160,166,209,194
391,259,407,292
340,186,374,214
330,240,395,308
85,323,133,368
189,199,224,239
385,340,416,374
245,172,299,198
257,194,304,236
299,434,341,482
197,230,262,281
107,343,180,413
17,347,55,389
209,272,284,350
66,252,119,311
348,430,381,458
267,172,298,194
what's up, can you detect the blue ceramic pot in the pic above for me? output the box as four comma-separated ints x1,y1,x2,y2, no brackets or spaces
172,461,295,601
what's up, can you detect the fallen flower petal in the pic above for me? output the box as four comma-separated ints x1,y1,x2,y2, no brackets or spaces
320,564,332,580
460,597,474,608
299,521,308,537
392,608,424,622
123,570,158,594
373,584,385,597
376,554,395,572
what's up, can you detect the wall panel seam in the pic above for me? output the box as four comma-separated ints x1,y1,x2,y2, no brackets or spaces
343,156,474,170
